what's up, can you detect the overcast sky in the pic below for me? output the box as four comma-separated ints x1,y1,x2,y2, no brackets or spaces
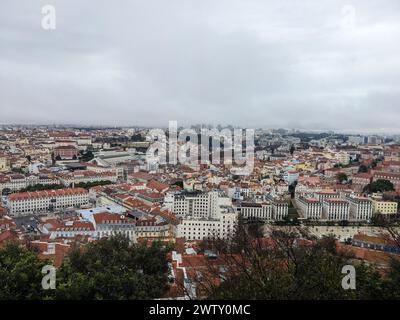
1,0,400,132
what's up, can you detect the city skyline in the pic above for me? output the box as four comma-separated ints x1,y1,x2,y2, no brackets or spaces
1,122,400,136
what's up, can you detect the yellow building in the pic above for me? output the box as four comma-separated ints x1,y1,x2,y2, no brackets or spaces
372,200,398,214
0,157,10,172
295,163,306,171
295,162,314,172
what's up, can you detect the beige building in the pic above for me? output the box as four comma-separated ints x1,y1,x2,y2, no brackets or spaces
372,199,398,214
0,157,10,172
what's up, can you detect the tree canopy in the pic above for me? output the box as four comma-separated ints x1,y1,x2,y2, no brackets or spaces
0,243,51,300
55,235,170,300
197,224,400,300
364,179,395,193
0,236,171,300
336,172,348,184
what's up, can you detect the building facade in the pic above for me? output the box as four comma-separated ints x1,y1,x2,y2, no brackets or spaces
7,188,89,216
323,199,350,221
297,197,323,220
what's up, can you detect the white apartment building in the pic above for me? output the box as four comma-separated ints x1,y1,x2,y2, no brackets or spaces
92,212,137,241
236,199,289,221
177,206,237,241
297,193,373,222
346,196,373,221
237,202,274,221
7,188,89,216
297,197,323,220
283,170,299,185
0,174,60,194
336,151,350,165
168,190,227,219
323,199,350,221
272,201,289,220
315,191,340,202
0,174,26,192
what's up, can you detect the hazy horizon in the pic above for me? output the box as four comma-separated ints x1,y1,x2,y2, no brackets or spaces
1,122,400,136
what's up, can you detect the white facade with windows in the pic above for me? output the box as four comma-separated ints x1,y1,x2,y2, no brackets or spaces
173,190,238,241
297,197,323,220
323,199,350,221
346,196,373,221
169,191,229,219
272,201,289,220
336,151,350,165
177,207,237,241
237,202,274,221
7,188,89,216
0,174,60,193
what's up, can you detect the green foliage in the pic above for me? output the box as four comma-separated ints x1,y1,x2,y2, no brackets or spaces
171,180,184,189
381,258,400,299
0,243,51,300
55,235,170,300
0,236,170,300
370,214,389,226
336,172,348,184
358,165,368,173
130,134,145,142
79,151,94,162
72,180,113,190
19,184,64,192
364,179,395,193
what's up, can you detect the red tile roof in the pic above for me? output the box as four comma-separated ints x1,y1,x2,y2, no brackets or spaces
8,188,88,201
146,179,169,193
93,212,136,225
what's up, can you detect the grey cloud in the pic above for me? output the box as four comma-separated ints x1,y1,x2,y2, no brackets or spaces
0,0,400,132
